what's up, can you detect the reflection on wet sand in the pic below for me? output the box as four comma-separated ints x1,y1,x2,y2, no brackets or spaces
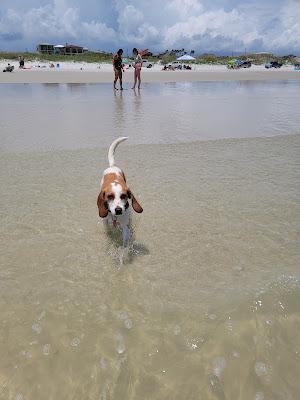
113,89,126,131
1,80,300,152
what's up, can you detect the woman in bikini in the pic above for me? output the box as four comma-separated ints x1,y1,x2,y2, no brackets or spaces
113,49,124,90
132,48,143,90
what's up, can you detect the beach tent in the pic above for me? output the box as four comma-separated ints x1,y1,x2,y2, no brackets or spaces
176,54,196,61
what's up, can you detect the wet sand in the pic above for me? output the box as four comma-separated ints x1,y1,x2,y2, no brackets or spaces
1,69,300,83
0,135,299,399
1,81,299,399
1,81,300,153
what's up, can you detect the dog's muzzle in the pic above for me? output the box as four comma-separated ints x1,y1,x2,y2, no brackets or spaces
115,207,122,215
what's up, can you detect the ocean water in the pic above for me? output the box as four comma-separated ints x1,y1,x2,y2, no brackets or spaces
0,82,299,399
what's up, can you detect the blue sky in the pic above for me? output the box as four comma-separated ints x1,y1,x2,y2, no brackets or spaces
0,0,299,54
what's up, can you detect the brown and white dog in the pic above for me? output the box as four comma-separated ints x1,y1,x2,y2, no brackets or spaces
97,137,143,246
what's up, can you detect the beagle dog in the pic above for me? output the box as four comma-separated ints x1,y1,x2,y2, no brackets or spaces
97,137,143,246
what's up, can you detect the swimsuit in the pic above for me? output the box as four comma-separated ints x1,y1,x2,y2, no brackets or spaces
134,55,142,68
114,56,122,71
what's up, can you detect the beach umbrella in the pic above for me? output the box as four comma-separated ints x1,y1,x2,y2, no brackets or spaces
176,54,196,61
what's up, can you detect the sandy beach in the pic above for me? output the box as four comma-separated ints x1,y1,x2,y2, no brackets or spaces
1,133,299,399
1,61,299,83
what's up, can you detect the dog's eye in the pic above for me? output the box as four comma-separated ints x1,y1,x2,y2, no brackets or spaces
107,194,114,201
120,194,127,200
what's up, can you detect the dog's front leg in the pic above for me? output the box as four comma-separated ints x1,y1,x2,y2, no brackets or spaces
122,226,131,247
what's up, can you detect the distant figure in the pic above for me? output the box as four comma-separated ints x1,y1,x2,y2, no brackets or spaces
3,63,14,72
132,48,143,89
19,56,24,69
113,49,124,90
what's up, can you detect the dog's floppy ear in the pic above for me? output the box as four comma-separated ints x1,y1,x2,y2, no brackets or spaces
127,190,143,213
97,191,108,218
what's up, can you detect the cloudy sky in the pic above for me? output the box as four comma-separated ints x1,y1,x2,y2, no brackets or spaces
0,0,299,54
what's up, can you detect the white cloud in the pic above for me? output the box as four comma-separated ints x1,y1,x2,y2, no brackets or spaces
164,9,245,50
266,0,300,52
167,0,203,18
82,21,116,41
0,0,299,54
117,4,144,32
163,1,300,53
115,4,159,46
0,2,115,48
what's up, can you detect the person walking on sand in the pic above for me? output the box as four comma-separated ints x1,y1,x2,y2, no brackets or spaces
132,48,143,90
113,49,124,90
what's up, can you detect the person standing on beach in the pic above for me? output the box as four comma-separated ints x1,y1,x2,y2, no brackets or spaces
132,48,143,90
19,56,24,69
113,49,124,90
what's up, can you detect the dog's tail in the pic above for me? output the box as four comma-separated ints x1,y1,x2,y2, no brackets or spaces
108,137,128,167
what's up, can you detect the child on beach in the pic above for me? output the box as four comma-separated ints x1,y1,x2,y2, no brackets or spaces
132,48,143,90
113,49,124,90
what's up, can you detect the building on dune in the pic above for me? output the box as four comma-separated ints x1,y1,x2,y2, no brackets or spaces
37,43,88,55
57,44,87,55
36,43,54,54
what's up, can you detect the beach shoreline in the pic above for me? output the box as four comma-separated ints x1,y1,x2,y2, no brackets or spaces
1,61,299,83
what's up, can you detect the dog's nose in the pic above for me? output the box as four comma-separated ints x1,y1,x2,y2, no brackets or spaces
115,207,122,215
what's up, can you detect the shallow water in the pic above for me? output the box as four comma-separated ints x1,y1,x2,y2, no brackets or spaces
0,82,300,399
0,80,300,152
